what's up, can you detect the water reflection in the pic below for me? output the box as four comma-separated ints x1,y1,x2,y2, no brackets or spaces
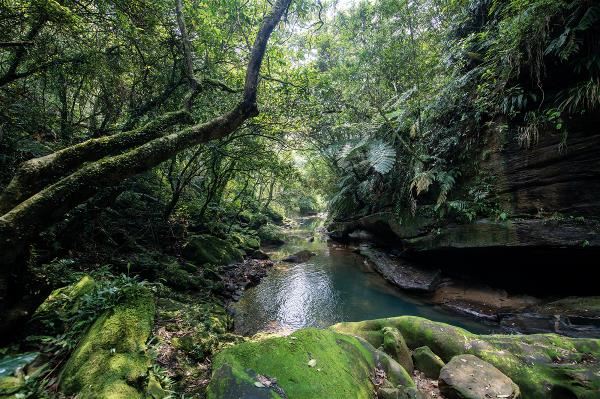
233,217,497,335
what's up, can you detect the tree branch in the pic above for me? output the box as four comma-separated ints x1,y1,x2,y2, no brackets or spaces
0,0,293,270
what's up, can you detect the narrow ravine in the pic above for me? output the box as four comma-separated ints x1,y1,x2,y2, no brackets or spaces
232,216,497,335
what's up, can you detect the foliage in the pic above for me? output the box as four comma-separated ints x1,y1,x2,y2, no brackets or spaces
293,0,599,223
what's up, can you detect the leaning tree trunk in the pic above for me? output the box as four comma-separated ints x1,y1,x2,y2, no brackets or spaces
0,110,192,214
0,0,293,303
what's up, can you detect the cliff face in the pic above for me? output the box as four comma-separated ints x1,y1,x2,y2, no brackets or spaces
329,120,600,293
483,116,600,217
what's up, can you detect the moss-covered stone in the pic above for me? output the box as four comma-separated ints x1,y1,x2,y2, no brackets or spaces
332,316,600,399
412,346,444,379
256,223,285,245
182,234,244,266
0,375,24,395
231,231,261,251
30,275,95,335
382,327,413,373
207,328,414,399
59,287,157,398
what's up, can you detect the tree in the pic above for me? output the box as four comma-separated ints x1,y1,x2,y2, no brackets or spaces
0,0,294,304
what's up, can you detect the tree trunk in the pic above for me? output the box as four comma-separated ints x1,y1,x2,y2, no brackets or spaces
0,0,293,275
0,110,192,214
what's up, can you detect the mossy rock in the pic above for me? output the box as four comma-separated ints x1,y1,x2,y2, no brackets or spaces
382,327,413,373
332,316,600,399
231,232,261,251
29,275,95,335
182,234,244,266
0,375,24,396
412,346,444,379
206,328,414,399
59,287,158,398
256,224,285,246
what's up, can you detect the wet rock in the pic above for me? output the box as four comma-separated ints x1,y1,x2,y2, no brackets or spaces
405,218,600,252
382,327,413,373
430,282,540,323
412,346,444,379
500,296,600,337
282,250,316,263
358,245,441,292
499,312,600,338
439,354,520,399
220,259,274,300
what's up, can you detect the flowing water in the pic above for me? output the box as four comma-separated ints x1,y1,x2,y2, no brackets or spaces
233,216,498,335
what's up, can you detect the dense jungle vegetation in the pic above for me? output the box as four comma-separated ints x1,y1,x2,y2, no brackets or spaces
0,0,599,397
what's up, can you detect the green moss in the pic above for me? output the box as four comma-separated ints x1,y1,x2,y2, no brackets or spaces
207,328,382,399
182,234,244,265
256,223,285,245
59,287,156,398
332,316,600,399
230,231,261,251
382,327,413,373
0,376,24,395
412,346,444,379
31,275,95,334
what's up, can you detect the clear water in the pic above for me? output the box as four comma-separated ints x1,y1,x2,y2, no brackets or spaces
233,216,498,335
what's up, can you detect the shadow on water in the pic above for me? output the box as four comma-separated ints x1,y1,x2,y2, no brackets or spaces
233,216,499,335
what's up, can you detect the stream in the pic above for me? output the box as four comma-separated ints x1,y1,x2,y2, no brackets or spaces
232,216,498,335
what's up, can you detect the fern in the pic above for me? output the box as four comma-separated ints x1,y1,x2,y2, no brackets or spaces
367,140,396,174
435,171,457,209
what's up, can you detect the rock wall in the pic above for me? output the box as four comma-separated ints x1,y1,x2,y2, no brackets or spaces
328,121,600,294
482,117,600,216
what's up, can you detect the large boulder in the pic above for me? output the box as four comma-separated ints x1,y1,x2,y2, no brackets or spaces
439,354,520,399
206,328,414,399
182,234,244,266
332,316,600,399
412,346,444,379
282,250,316,263
257,223,285,246
29,275,96,335
59,287,158,398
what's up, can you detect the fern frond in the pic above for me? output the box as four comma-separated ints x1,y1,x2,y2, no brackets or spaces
367,140,396,174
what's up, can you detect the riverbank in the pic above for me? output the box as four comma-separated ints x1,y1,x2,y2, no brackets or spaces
347,241,600,338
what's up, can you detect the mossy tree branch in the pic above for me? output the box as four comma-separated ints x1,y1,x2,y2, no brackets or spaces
0,0,293,270
0,110,193,214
